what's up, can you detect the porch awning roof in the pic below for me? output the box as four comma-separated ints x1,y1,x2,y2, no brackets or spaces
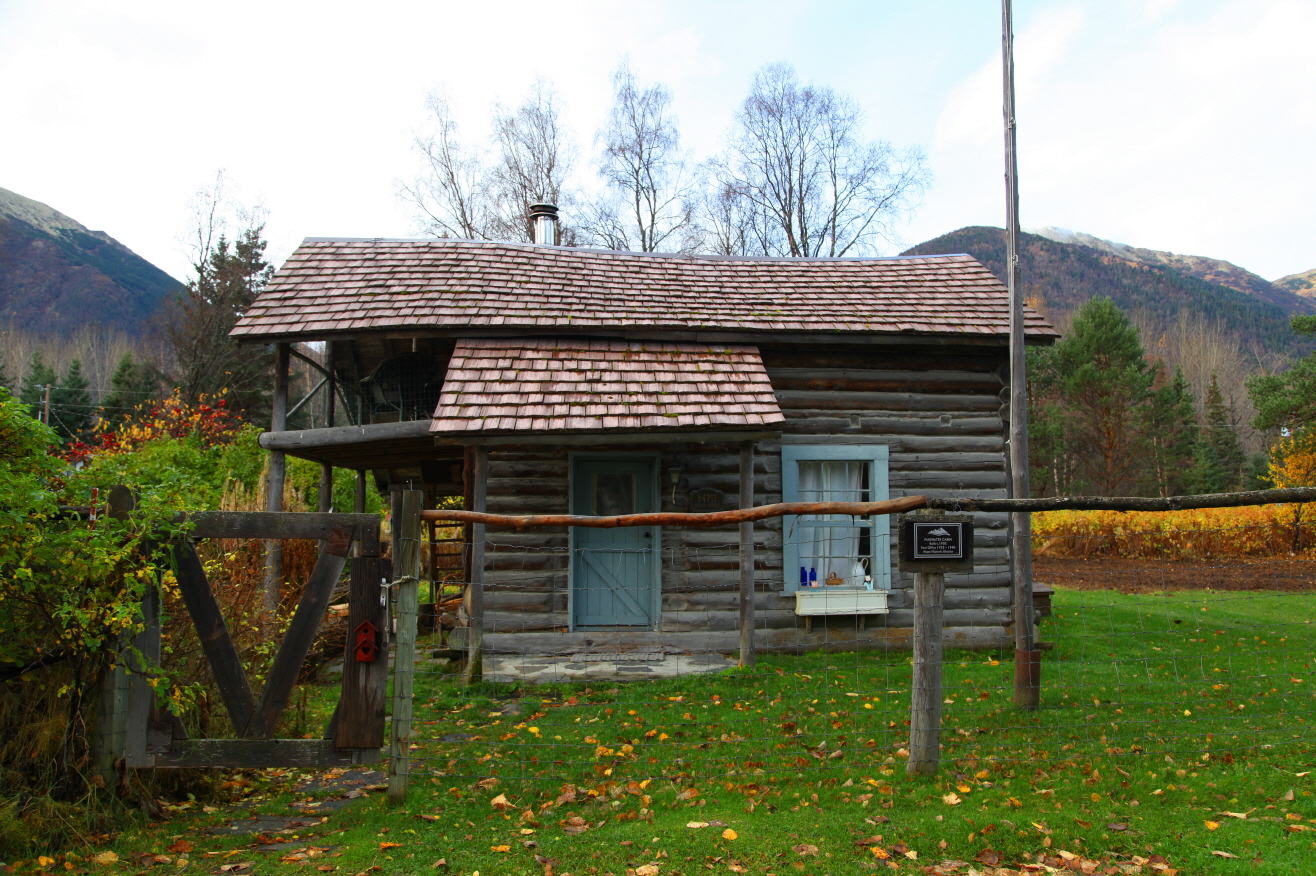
429,338,785,437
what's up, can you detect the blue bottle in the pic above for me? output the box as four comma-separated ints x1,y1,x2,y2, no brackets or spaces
800,567,809,588
809,567,817,587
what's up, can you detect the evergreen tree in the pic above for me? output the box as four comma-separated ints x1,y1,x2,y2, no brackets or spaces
1192,372,1246,492
100,352,159,426
1248,314,1316,431
159,224,274,419
1051,297,1156,494
1144,366,1199,496
52,359,93,439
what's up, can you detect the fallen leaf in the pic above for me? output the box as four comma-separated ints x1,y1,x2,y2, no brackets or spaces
379,842,403,850
686,821,710,829
491,845,511,853
942,792,962,805
561,815,589,835
1106,823,1128,831
635,866,660,876
92,853,119,866
1283,789,1296,801
792,844,819,856
431,860,447,870
219,864,253,873
722,828,738,841
973,850,1002,866
1219,810,1253,820
167,841,193,854
316,866,336,872
490,793,511,810
1211,851,1239,859
1205,821,1220,831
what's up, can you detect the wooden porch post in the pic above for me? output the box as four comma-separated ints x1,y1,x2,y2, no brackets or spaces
738,441,755,668
354,469,367,514
264,342,290,612
318,341,336,515
463,446,488,686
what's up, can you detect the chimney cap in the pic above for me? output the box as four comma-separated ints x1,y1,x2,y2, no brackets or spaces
528,203,559,218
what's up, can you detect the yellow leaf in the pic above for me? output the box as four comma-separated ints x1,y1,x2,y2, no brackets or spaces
490,793,510,810
38,857,55,868
686,821,710,829
635,866,660,876
956,783,972,793
941,793,961,805
92,852,118,866
1008,797,1023,808
722,828,738,840
1205,820,1220,831
490,845,510,853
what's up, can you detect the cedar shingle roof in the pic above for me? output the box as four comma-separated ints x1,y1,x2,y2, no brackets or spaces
430,339,784,435
230,239,1059,340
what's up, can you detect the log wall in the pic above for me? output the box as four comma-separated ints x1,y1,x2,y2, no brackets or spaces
471,344,1014,650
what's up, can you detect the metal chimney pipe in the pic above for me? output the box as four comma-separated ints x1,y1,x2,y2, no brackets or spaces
528,203,559,245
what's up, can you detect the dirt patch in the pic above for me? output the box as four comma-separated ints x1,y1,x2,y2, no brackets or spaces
1033,555,1316,593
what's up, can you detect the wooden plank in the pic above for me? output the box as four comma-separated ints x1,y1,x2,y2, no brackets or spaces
388,490,423,805
171,543,256,735
184,511,380,541
250,524,353,737
738,441,755,669
774,390,1001,413
336,556,390,750
464,447,489,686
152,739,356,769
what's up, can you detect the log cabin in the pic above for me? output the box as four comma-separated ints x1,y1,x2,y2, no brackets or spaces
231,205,1058,663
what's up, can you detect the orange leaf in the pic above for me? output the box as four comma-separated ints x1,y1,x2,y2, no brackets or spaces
721,829,737,841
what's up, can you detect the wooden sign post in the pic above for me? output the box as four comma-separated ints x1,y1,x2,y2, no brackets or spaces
898,511,974,777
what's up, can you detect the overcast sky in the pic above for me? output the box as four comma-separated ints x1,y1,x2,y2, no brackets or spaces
1,0,1311,283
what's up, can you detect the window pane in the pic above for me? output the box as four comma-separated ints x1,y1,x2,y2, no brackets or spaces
593,473,635,516
800,526,870,587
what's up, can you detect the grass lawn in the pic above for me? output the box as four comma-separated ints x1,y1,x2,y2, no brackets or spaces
24,587,1316,876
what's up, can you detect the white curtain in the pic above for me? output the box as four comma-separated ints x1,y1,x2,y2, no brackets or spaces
798,461,869,588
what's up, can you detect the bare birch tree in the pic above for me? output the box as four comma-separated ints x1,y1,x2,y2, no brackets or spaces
488,80,578,242
582,63,694,252
399,91,494,239
709,63,929,258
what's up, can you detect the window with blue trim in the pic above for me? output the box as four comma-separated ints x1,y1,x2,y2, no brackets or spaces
781,444,890,593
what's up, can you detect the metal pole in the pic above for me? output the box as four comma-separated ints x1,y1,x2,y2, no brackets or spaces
42,384,51,426
1003,0,1039,708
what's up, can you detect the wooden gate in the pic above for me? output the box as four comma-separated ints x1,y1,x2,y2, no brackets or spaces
110,510,390,770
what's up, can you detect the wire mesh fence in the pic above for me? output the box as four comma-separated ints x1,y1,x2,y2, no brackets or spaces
400,519,1316,800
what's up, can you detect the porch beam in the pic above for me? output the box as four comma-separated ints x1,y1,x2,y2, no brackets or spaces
738,441,755,669
462,446,488,686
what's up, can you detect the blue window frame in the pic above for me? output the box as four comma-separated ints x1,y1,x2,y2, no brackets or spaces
781,444,890,593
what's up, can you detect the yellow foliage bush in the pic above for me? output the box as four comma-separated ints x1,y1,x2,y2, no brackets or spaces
1032,505,1313,560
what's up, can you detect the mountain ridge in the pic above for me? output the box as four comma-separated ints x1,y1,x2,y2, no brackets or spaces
0,186,182,336
1025,226,1314,314
901,226,1312,359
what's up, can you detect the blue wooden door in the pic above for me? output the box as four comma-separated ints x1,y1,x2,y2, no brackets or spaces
571,456,658,629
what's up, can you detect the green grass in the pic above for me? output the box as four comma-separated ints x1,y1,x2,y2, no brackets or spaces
23,587,1316,875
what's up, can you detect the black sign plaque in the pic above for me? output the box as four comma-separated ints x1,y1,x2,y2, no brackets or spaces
898,513,975,573
689,488,725,512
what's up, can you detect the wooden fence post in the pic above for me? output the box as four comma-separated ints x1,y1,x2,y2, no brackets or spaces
93,486,136,783
907,569,946,777
463,447,488,686
738,441,755,669
388,490,423,805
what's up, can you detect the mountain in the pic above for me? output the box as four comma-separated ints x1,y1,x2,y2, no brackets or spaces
1275,268,1316,298
0,186,182,336
1027,226,1314,314
901,226,1312,357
